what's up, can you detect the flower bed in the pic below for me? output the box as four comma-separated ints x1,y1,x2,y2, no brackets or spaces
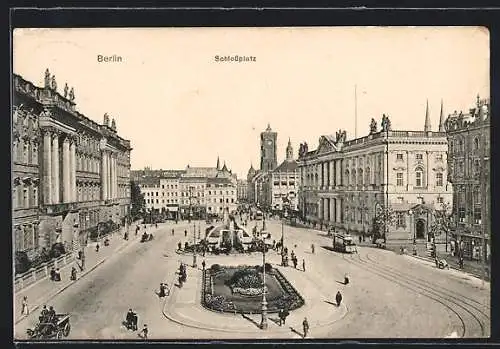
201,264,304,314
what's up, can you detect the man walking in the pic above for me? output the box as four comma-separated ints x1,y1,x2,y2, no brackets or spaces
302,259,306,272
140,324,148,339
302,317,309,338
202,259,206,271
335,291,343,307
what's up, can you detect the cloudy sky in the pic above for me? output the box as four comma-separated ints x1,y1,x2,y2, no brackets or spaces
13,27,489,178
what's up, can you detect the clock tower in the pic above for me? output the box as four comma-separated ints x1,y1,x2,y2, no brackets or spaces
260,123,278,172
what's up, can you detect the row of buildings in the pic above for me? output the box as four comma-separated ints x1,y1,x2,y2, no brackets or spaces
12,69,132,265
246,97,490,261
131,158,238,220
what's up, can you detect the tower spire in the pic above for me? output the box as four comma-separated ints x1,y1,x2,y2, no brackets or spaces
424,99,431,132
438,99,445,132
216,156,220,170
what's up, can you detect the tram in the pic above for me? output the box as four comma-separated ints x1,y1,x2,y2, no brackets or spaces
332,233,357,253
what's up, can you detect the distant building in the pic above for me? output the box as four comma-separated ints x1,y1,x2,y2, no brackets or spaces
260,123,277,172
297,104,452,245
261,139,300,212
237,179,248,202
132,157,237,220
445,96,490,261
12,70,132,262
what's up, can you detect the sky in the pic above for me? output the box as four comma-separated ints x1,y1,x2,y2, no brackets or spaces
13,27,489,178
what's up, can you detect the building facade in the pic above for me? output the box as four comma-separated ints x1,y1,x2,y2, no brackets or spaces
261,139,300,212
12,70,132,262
298,109,452,244
237,179,248,202
133,159,238,219
445,96,490,261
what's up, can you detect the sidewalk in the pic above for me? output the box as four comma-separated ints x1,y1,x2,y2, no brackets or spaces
14,225,135,325
382,242,490,282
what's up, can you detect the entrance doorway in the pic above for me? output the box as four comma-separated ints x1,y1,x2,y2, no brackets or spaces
416,219,426,239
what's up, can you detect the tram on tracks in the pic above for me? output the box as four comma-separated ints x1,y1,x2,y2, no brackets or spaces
332,233,357,253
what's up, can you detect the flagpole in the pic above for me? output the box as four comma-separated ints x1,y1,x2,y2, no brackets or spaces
355,84,358,138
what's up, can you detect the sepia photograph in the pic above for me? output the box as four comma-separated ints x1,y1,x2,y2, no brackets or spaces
11,26,490,340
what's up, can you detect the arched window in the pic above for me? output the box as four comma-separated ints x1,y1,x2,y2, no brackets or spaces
23,141,29,164
358,169,364,185
345,170,350,186
365,167,371,185
415,166,424,187
474,137,480,150
459,138,464,152
32,142,38,164
449,140,454,154
351,169,356,186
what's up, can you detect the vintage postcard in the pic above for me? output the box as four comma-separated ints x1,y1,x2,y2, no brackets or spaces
12,26,490,340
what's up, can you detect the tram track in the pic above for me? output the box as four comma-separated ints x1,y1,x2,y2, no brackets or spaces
341,251,489,338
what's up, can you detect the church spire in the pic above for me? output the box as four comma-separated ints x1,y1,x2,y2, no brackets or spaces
216,156,220,170
286,138,293,160
438,99,445,132
266,123,272,132
424,99,431,132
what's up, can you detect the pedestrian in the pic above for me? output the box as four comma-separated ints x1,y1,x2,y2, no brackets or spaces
178,242,182,251
302,317,309,338
311,244,315,254
344,273,349,285
302,259,306,272
278,309,284,326
282,308,289,324
140,324,148,339
184,230,187,237
39,305,48,322
81,253,86,270
159,283,166,298
70,267,77,281
172,229,174,236
335,291,343,307
54,268,61,281
293,257,298,269
95,243,100,252
50,267,56,281
21,296,29,315
202,260,206,270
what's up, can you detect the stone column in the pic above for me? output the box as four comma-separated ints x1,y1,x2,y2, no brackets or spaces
51,132,59,204
43,130,52,204
62,136,71,203
113,156,117,198
101,151,108,200
330,198,335,222
70,139,76,202
336,197,342,223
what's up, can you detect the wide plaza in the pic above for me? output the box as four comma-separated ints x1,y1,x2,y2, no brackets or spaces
14,218,490,340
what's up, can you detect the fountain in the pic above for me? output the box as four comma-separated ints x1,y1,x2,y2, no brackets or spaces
205,208,252,253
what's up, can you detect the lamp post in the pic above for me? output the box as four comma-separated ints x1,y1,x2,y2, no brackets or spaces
408,209,416,255
260,237,268,330
281,209,287,266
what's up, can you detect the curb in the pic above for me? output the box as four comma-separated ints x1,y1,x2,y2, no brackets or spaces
161,270,349,336
15,234,135,326
407,254,490,282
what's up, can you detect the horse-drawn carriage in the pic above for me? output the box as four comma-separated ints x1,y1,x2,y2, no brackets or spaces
26,313,71,339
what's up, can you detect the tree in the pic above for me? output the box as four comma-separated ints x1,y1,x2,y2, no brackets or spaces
430,202,453,240
372,205,396,243
130,180,145,219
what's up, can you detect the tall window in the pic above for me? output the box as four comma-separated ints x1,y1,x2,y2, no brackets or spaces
358,169,363,185
436,173,443,187
12,186,17,209
396,153,403,161
23,187,29,208
416,153,423,160
345,170,350,186
415,168,423,187
23,141,29,164
396,172,404,186
32,187,38,206
32,142,38,164
396,212,405,227
365,167,371,184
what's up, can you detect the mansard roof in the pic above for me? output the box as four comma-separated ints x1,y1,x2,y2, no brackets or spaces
274,159,298,173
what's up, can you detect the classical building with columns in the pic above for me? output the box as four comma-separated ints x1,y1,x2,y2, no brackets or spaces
297,105,452,244
444,96,490,261
12,70,132,261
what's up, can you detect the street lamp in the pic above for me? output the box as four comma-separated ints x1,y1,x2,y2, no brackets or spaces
259,236,268,330
408,209,416,255
281,209,287,266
